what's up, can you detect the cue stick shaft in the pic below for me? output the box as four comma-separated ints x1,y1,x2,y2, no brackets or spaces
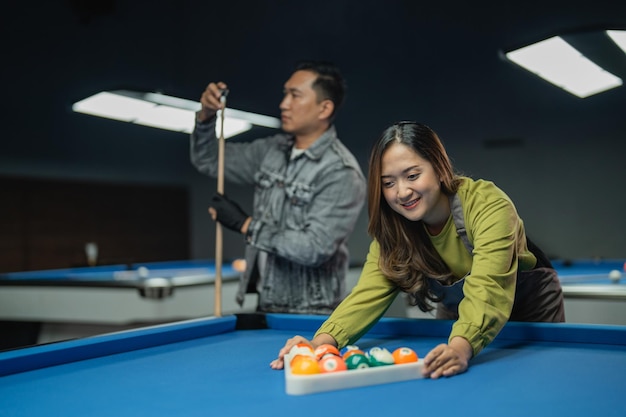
214,93,227,317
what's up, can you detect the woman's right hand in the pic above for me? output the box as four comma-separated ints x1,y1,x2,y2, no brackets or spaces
269,335,312,370
269,333,338,370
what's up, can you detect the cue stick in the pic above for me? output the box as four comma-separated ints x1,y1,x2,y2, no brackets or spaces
214,89,228,317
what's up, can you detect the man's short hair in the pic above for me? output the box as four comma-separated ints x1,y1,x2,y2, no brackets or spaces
295,60,346,121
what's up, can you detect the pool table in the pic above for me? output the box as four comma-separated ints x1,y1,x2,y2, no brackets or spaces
0,313,624,416
0,260,256,345
553,259,626,325
1,258,624,347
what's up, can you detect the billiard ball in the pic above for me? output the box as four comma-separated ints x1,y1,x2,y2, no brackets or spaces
231,258,247,273
319,355,347,373
137,266,149,278
392,347,419,364
289,343,315,358
340,345,361,355
345,353,370,370
290,355,320,375
365,347,395,366
314,344,340,360
609,269,622,283
342,348,365,361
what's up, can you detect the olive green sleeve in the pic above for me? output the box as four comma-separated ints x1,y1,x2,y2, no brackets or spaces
450,191,520,356
315,240,399,348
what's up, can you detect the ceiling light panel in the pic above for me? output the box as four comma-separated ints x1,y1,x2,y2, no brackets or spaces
607,30,626,54
73,91,280,138
505,36,623,98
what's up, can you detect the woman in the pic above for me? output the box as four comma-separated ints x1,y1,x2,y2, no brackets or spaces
270,121,565,378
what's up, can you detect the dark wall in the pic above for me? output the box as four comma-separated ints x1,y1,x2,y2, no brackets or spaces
0,177,190,272
2,1,625,268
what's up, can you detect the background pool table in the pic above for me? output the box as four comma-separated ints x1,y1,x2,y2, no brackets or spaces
0,314,624,417
0,259,257,347
1,258,624,348
551,259,626,325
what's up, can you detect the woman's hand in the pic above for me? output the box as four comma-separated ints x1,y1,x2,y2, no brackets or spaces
422,336,472,378
269,333,337,370
269,335,312,370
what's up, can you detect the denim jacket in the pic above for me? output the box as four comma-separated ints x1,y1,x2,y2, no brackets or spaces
190,118,366,314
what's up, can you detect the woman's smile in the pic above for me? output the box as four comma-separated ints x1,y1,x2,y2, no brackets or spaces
400,196,421,210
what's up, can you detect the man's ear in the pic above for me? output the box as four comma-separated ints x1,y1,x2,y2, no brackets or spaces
318,99,335,120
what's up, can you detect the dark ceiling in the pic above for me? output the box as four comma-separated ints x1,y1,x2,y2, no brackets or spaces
3,0,626,170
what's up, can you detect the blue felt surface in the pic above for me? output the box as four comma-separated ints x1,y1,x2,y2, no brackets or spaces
1,316,625,417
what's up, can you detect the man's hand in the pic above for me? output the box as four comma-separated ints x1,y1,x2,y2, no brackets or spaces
197,81,228,122
209,193,249,233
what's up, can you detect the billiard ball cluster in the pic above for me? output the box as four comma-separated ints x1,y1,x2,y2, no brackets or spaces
288,343,419,375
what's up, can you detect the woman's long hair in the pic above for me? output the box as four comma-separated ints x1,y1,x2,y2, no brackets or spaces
367,122,462,311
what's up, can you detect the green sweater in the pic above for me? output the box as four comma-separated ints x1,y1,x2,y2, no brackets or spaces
315,177,537,356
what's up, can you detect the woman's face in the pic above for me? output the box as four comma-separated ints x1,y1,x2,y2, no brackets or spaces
380,142,449,229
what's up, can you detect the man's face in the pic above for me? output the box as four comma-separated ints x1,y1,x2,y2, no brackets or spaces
279,70,327,136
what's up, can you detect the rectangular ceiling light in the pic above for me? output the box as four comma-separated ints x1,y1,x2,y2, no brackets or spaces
607,30,626,54
505,36,623,98
72,90,281,138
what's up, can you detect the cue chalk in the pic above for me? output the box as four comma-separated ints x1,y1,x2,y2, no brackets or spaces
219,88,229,105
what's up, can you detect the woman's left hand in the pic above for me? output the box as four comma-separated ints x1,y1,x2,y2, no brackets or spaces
422,336,472,378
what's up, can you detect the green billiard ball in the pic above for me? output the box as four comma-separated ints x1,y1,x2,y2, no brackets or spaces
345,353,370,370
366,347,395,366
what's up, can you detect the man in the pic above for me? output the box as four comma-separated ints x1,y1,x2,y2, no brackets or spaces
190,61,366,314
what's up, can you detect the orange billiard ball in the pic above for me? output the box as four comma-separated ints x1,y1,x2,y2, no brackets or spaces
231,258,247,273
314,344,340,360
290,355,320,375
319,355,347,373
392,347,418,364
289,343,315,358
